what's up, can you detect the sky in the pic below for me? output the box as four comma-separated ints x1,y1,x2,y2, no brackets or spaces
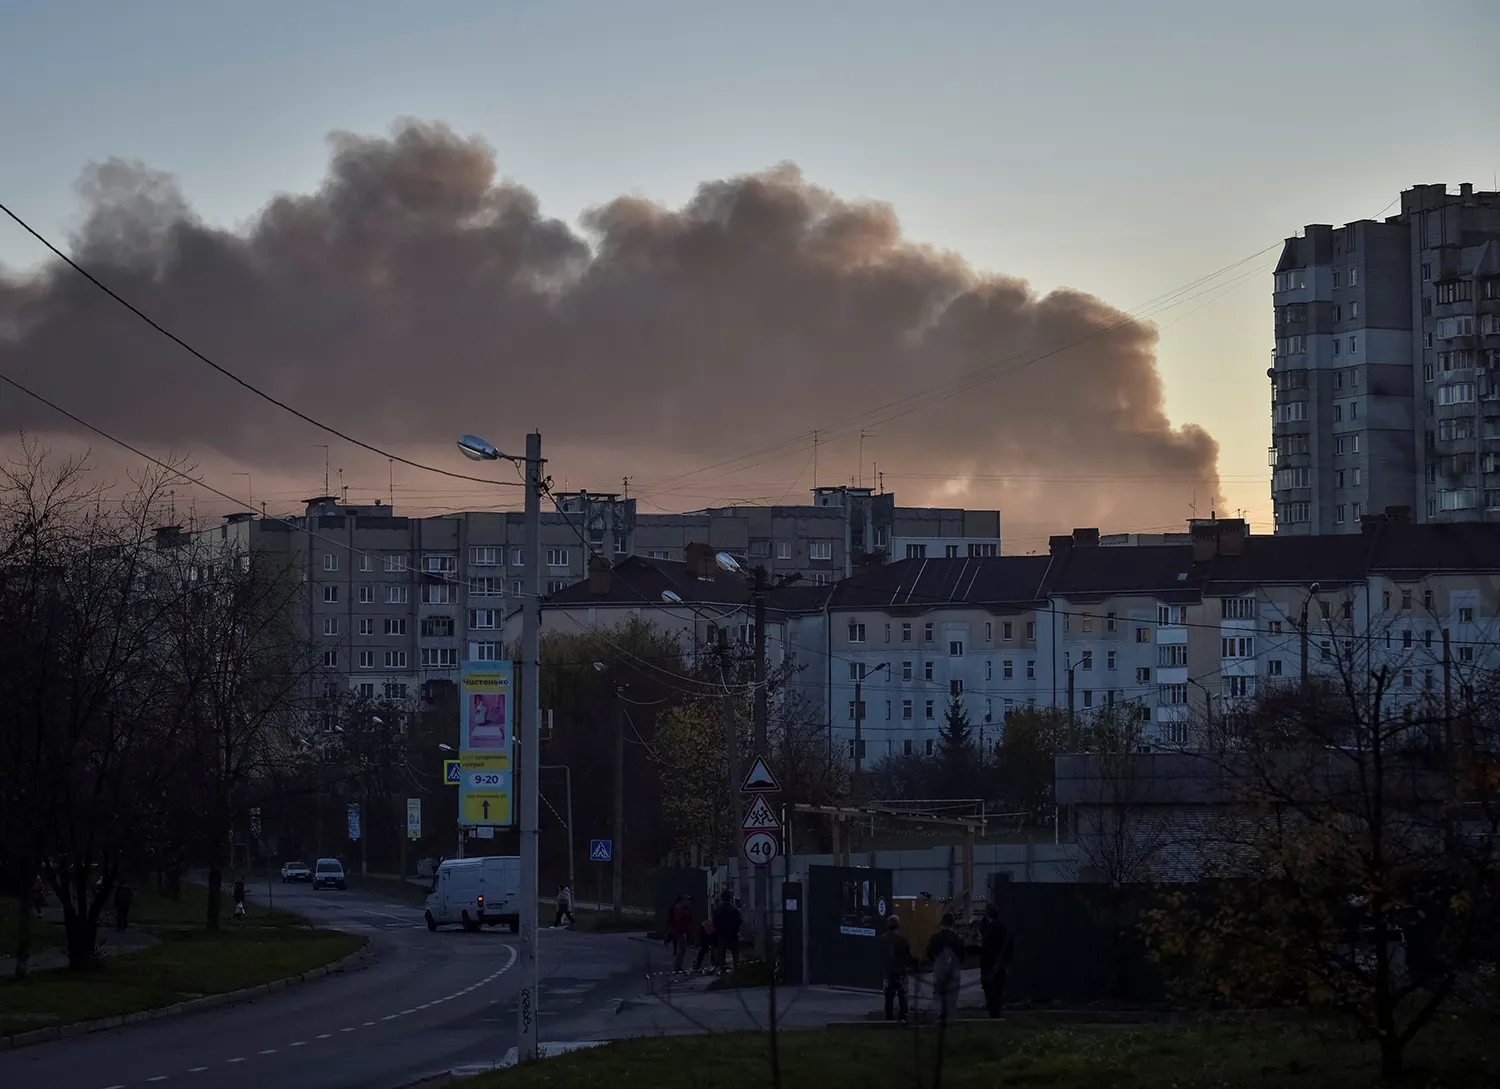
1,0,1497,550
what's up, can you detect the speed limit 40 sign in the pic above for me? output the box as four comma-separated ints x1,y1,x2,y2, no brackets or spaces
743,831,779,867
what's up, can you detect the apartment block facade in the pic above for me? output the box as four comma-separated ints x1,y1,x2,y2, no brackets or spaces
827,516,1500,760
1271,182,1500,534
221,485,996,702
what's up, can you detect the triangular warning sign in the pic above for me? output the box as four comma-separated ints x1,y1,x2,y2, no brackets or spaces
742,795,781,831
740,756,780,793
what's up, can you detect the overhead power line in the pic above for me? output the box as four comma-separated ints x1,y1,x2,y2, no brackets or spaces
0,200,520,490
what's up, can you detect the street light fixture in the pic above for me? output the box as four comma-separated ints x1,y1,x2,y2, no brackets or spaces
455,429,543,1065
661,589,684,604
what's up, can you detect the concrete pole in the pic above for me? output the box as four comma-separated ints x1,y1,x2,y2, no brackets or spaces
517,432,542,1063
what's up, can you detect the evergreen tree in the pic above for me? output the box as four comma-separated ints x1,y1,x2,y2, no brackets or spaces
936,694,976,797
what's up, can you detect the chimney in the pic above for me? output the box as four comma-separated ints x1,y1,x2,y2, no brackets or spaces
1217,518,1247,557
1048,534,1074,557
1190,516,1248,561
1071,528,1100,548
684,542,715,578
586,555,613,595
154,525,187,550
1460,182,1474,199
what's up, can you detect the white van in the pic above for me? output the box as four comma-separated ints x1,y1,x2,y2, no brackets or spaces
424,856,522,932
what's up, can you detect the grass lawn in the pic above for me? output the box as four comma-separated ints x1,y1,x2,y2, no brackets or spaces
468,1019,1490,1089
552,903,647,934
0,896,63,959
0,905,365,1038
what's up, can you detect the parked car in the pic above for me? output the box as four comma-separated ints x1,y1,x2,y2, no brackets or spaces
280,861,312,883
313,858,347,891
425,856,520,932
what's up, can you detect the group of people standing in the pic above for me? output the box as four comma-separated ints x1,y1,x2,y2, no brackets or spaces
879,902,1013,1023
665,889,743,974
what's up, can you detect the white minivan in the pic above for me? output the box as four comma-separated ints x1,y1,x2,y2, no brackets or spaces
425,856,522,932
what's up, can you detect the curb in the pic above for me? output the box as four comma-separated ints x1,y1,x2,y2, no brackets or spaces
0,940,376,1052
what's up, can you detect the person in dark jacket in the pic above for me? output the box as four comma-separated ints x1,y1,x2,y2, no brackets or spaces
693,913,717,973
711,890,742,973
878,915,912,1022
978,903,1014,1018
232,875,247,920
925,913,967,1023
667,895,694,973
113,880,133,931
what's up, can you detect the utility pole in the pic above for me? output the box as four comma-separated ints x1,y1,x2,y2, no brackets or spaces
852,675,864,777
612,684,625,921
752,567,771,959
518,431,542,1064
716,636,747,907
1442,628,1454,764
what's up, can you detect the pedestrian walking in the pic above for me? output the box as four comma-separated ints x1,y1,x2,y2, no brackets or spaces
693,913,717,972
711,890,742,973
979,903,1014,1018
878,915,912,1022
553,884,575,928
925,912,966,1024
232,875,247,920
113,880,134,931
667,894,694,973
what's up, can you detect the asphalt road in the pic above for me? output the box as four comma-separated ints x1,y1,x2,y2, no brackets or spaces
0,880,655,1089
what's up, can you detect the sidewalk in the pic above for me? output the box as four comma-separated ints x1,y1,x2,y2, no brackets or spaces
0,908,157,976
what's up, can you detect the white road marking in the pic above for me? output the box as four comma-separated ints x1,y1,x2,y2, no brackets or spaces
317,1033,331,1039
289,1042,306,1047
147,1077,168,1082
258,1049,276,1055
103,1084,126,1088
189,1067,209,1073
227,1058,245,1064
340,1027,356,1033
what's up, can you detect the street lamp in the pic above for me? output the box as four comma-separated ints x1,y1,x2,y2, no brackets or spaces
592,661,626,921
455,429,543,1065
852,662,890,779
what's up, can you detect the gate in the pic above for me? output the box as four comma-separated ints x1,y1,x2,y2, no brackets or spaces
806,864,892,990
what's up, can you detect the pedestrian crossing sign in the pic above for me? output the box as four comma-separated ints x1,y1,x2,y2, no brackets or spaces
444,759,461,785
590,839,612,862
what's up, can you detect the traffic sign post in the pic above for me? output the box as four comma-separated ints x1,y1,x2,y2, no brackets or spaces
742,795,781,831
589,840,612,916
741,757,781,793
443,759,461,785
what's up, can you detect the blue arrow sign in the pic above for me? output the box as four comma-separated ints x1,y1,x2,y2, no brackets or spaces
590,839,612,862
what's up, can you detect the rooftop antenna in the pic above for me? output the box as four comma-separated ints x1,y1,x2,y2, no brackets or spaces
315,445,329,495
858,430,868,488
1189,491,1198,520
260,501,267,518
812,430,819,491
388,458,394,508
338,468,346,505
622,476,630,499
877,469,884,494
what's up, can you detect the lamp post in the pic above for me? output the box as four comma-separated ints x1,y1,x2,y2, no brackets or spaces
852,662,891,781
457,432,543,1064
592,661,626,921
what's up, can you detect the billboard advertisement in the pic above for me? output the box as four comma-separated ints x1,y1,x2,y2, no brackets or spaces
459,660,514,827
407,797,421,841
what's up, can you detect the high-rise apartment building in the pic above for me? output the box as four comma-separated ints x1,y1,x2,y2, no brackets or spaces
1271,183,1500,534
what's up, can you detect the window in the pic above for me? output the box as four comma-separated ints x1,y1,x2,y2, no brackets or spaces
949,640,964,656
901,623,912,642
385,554,408,573
924,661,934,681
1267,658,1283,676
469,577,503,597
901,661,913,681
322,649,338,667
902,700,913,720
1221,636,1254,658
924,700,935,720
1081,690,1093,709
358,618,375,636
1435,280,1474,305
1002,621,1013,640
1136,667,1151,684
420,647,457,668
1402,669,1413,689
470,609,498,630
945,544,959,558
387,584,409,604
384,618,407,636
422,616,454,637
359,554,373,572
985,660,993,680
546,548,569,568
1157,605,1186,625
1026,621,1036,640
358,650,374,669
1106,612,1116,632
1403,630,1414,649
1106,650,1116,671
1225,676,1250,699
1335,504,1347,525
1080,613,1093,633
847,700,867,720
471,546,500,566
424,582,457,604
950,680,964,696
1135,627,1151,644
968,543,998,557
925,739,935,756
902,739,913,755
885,623,892,642
1158,645,1188,667
1026,660,1035,679
1081,650,1093,671
809,540,832,561
358,682,375,699
424,554,456,575
1158,683,1187,706
358,584,373,604
323,553,338,572
1459,606,1475,623
1268,620,1283,635
1221,596,1256,620
1320,640,1332,661
323,585,339,603
984,622,992,641
924,623,934,641
510,548,524,567
471,642,501,661
1461,645,1474,663
849,662,866,681
323,618,339,636
384,682,408,701
885,701,891,720
1002,660,1013,679
848,623,866,643
776,541,792,560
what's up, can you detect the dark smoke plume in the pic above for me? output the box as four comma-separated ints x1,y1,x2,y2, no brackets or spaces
0,119,1220,545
